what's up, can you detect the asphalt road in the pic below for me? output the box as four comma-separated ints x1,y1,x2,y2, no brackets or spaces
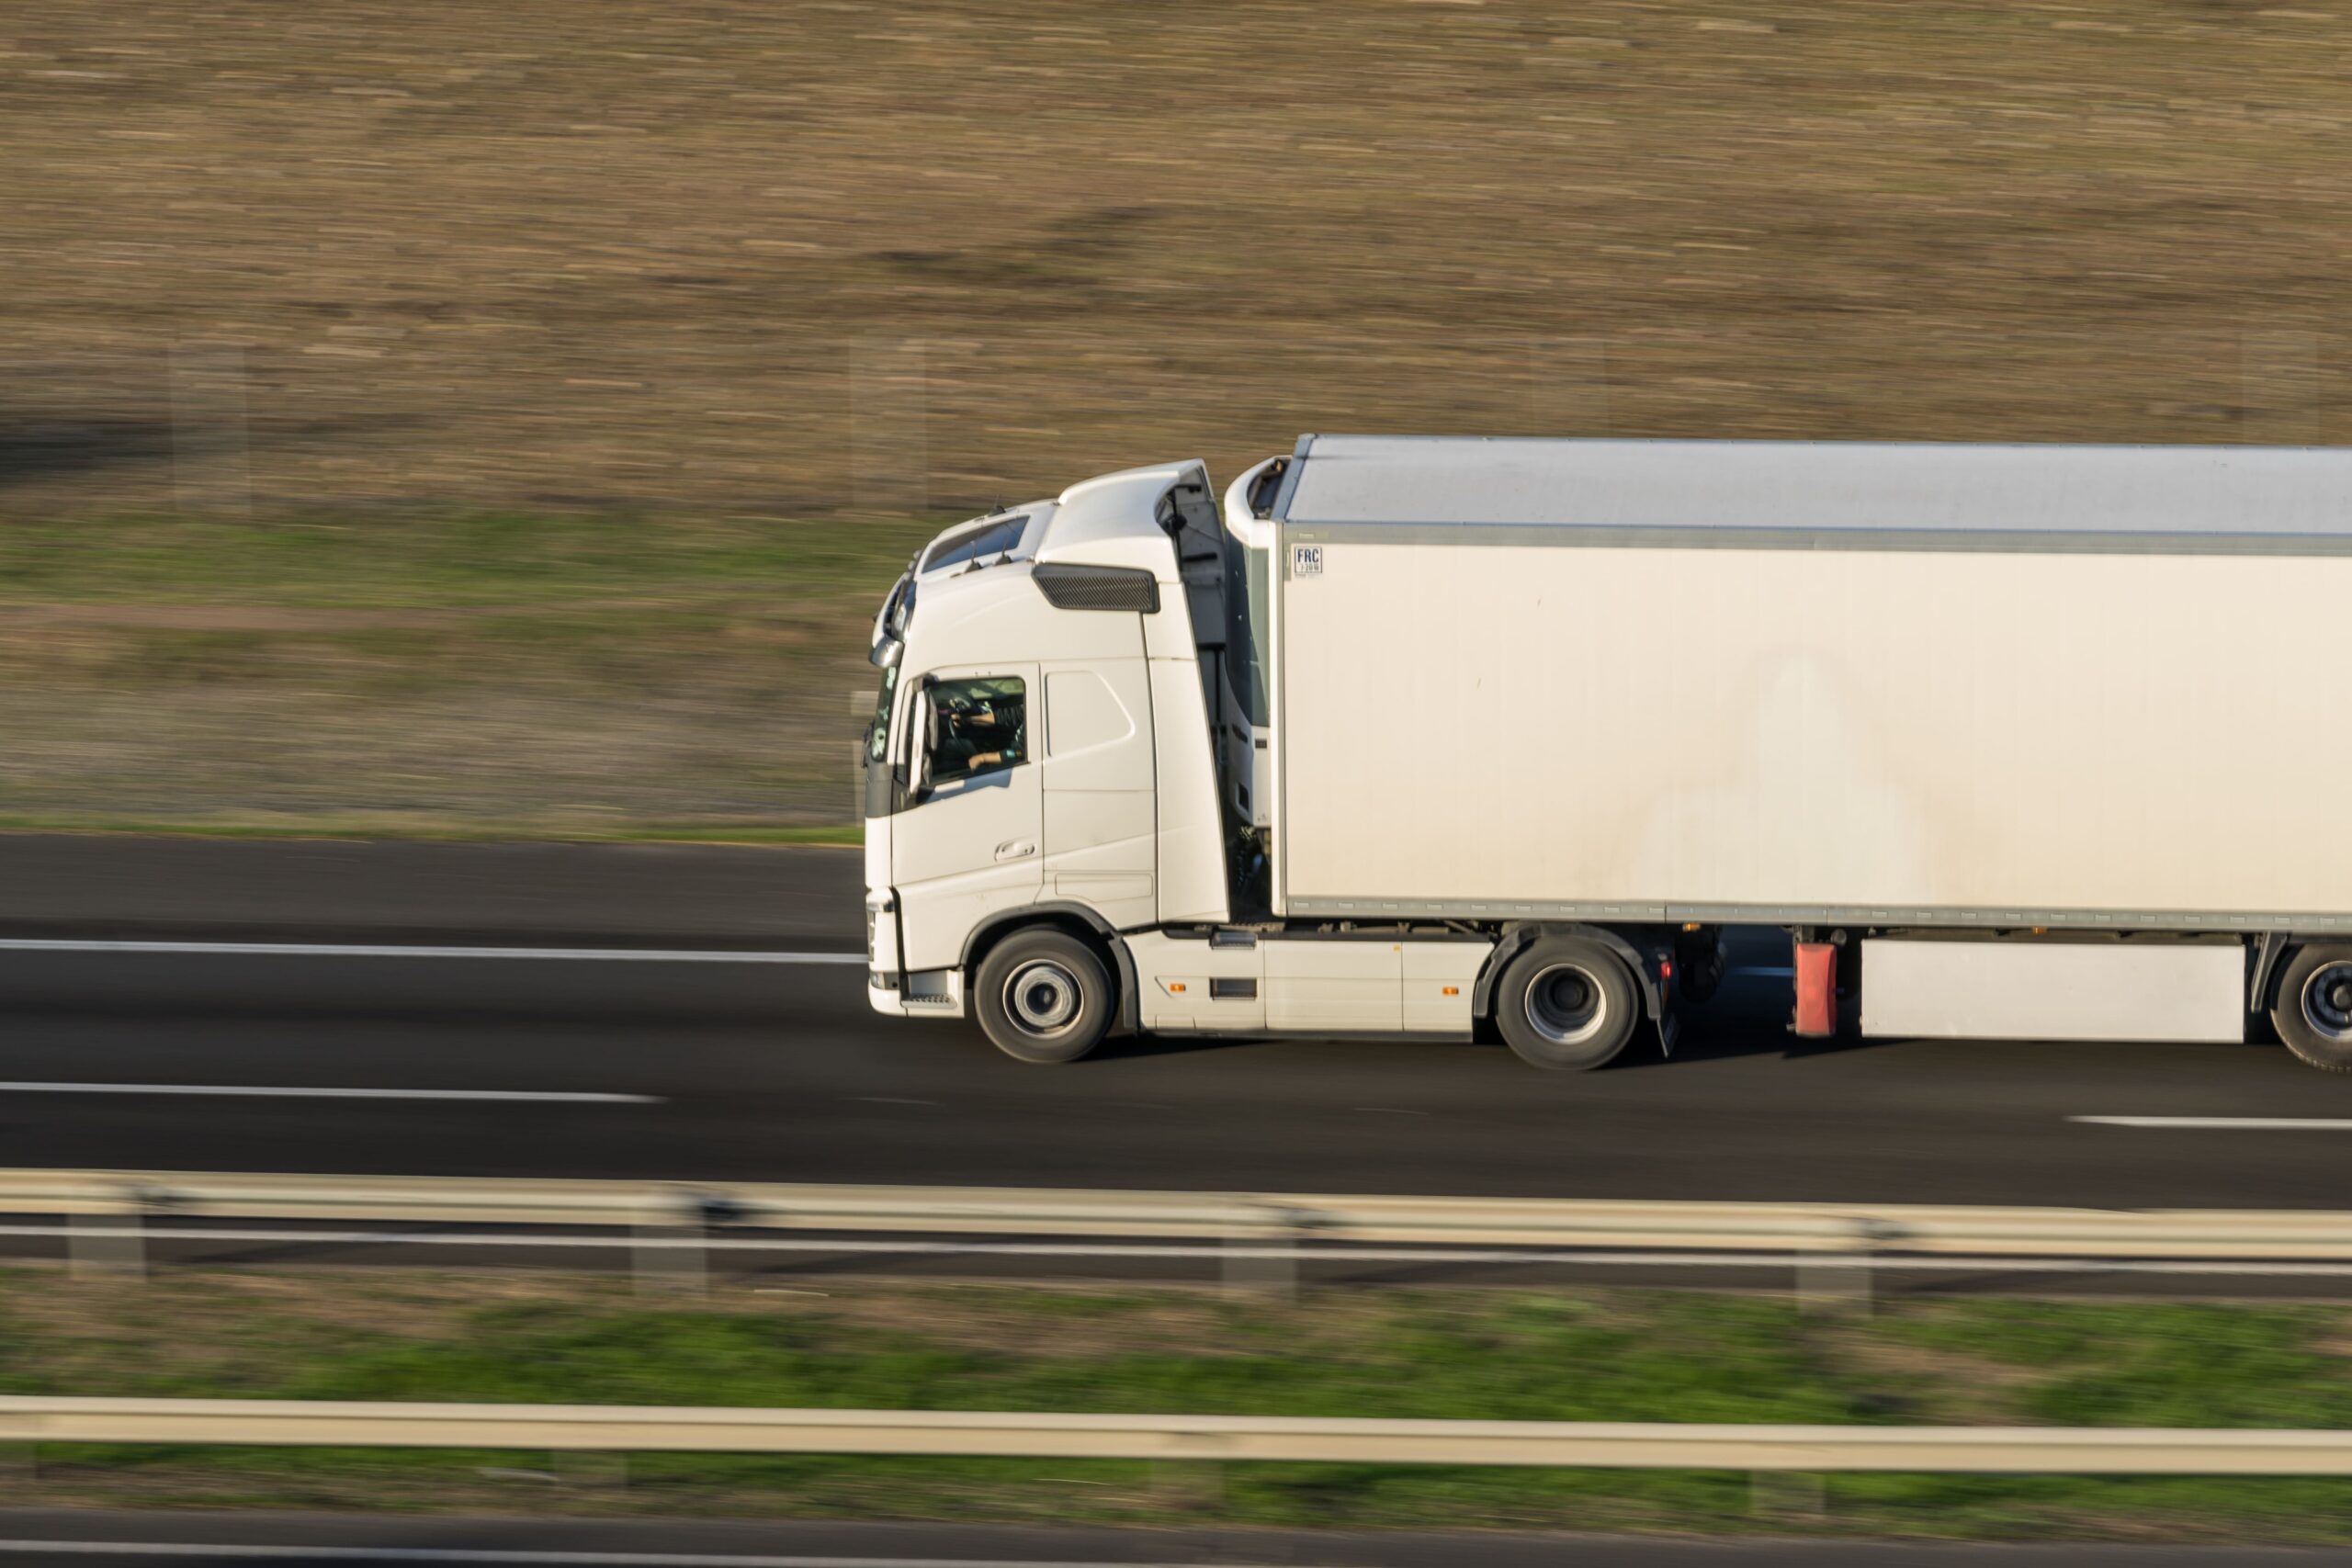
0,1511,2332,1568
6,837,2352,1209
0,837,856,950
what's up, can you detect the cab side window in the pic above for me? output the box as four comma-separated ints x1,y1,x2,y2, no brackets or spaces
927,676,1027,784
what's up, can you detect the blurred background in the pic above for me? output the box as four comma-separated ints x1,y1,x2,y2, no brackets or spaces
6,0,2346,837
12,6,2352,1556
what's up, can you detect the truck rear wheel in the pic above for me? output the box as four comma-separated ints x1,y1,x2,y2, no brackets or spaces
2273,942,2352,1074
1494,936,1641,1071
974,929,1114,1065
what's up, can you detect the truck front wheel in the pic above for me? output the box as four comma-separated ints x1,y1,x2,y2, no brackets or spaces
1494,936,1641,1071
2273,942,2352,1073
974,929,1114,1065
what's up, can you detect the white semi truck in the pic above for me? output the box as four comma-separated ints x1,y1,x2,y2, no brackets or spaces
861,435,2352,1071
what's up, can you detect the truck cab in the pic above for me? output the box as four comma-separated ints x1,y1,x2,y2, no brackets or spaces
863,461,1235,1056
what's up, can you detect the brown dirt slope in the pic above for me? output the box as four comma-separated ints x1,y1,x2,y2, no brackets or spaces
6,0,2349,519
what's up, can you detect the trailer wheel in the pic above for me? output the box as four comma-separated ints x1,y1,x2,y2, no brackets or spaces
2273,942,2352,1074
1495,936,1641,1071
974,929,1114,1065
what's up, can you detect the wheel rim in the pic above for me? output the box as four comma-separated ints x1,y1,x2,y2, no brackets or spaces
1525,962,1609,1046
1004,959,1081,1038
2303,961,2352,1045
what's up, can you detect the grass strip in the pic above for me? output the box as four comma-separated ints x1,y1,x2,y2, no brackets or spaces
2,1269,2348,1541
0,512,928,833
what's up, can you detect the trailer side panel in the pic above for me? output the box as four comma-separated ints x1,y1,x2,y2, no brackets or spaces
1272,536,2352,927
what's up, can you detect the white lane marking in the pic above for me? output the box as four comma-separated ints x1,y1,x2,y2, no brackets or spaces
2072,1115,2352,1131
0,940,864,964
0,1544,1229,1568
6,1224,2352,1279
0,1083,658,1104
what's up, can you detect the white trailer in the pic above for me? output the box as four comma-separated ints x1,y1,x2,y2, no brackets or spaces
861,436,2352,1072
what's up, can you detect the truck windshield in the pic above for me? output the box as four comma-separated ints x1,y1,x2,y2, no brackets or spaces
867,664,899,765
924,513,1027,572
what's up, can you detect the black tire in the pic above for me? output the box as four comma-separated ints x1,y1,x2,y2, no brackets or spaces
1493,935,1643,1071
973,929,1115,1065
2272,942,2352,1074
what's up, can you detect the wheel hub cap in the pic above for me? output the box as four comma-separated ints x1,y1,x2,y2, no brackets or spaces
2306,963,2352,1044
1005,960,1080,1036
1526,963,1608,1046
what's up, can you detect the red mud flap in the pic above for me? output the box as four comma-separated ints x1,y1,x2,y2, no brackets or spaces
1793,941,1838,1038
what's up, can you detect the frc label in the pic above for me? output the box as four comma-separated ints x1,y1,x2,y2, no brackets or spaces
1292,544,1324,578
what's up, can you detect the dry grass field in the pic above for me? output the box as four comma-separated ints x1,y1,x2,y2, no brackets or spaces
5,0,2349,829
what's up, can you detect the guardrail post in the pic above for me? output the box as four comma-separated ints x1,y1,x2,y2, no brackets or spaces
633,1193,704,1297
633,1191,752,1296
1153,1458,1225,1510
632,1222,703,1296
1751,1469,1825,1521
1221,1204,1321,1300
1219,1235,1275,1297
68,1185,158,1279
1794,1249,1858,1315
67,1214,146,1278
1797,1218,1899,1316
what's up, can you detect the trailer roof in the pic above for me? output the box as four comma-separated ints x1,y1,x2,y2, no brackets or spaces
1280,435,2352,546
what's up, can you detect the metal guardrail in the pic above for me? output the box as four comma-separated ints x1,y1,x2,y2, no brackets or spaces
1,1395,2348,1476
7,1168,2352,1300
10,1168,2352,1255
14,1170,2352,1259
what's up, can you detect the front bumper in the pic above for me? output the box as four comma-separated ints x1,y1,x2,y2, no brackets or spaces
864,900,966,1018
869,964,967,1018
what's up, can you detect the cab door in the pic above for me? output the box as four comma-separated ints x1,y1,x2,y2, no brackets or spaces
1040,659,1157,931
891,664,1044,974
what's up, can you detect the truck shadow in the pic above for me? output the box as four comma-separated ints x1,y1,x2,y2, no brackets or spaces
1091,1030,1264,1062
0,409,177,486
1614,964,1894,1069
1629,1022,1895,1069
